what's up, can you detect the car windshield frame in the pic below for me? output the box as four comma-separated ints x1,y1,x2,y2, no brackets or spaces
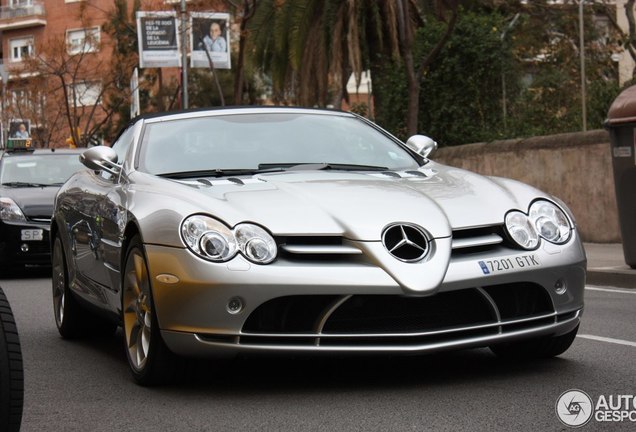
136,112,421,177
0,153,84,187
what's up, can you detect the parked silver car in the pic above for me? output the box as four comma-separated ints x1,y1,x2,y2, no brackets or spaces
52,107,586,385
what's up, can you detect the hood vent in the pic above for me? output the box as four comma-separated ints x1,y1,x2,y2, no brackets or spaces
380,171,402,178
405,170,428,178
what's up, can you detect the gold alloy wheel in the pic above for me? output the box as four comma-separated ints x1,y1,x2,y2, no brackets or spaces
123,249,152,372
51,238,66,328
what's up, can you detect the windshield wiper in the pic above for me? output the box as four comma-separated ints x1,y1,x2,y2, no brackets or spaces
1,181,52,188
157,167,286,179
258,163,389,171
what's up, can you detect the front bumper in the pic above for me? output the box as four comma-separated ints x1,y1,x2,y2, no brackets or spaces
146,236,586,357
0,220,51,269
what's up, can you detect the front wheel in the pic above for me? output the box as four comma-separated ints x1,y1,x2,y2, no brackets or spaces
490,325,579,359
52,234,115,338
52,234,85,338
122,235,177,385
0,286,23,432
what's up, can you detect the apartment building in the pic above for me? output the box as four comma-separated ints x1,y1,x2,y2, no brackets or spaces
0,0,228,147
0,0,118,146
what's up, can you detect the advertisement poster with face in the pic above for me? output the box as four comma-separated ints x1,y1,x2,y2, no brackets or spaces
7,119,32,148
190,12,231,69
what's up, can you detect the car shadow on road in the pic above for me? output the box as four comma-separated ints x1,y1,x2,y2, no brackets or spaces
156,349,577,393
0,266,51,280
53,326,579,392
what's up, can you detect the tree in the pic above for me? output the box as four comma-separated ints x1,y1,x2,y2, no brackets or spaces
10,2,136,147
595,0,636,79
101,0,142,139
21,36,114,147
247,0,458,136
393,0,458,136
227,0,258,104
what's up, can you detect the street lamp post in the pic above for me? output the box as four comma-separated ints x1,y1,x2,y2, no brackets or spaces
0,65,8,147
579,0,587,132
181,0,188,109
501,13,520,132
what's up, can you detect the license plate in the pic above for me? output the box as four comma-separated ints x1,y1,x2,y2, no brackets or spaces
21,229,43,241
478,254,540,275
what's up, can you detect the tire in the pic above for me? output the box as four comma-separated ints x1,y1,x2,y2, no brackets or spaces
52,233,116,339
0,286,24,432
122,235,177,386
490,325,579,359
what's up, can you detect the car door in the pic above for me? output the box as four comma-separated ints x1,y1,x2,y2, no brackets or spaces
90,126,137,283
67,126,137,309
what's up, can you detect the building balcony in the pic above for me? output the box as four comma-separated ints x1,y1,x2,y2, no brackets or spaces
0,1,46,31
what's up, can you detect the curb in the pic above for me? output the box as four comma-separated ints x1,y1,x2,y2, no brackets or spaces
587,268,636,289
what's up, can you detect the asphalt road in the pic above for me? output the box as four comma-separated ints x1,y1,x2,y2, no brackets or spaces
1,272,635,431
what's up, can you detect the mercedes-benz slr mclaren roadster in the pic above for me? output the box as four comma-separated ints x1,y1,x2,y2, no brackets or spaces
52,107,585,385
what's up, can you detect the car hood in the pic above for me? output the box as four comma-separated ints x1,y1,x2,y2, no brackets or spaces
1,186,58,218
131,163,548,294
152,162,545,241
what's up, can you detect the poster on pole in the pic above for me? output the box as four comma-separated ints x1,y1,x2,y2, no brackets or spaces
190,12,231,69
130,67,140,118
136,11,181,68
7,119,32,149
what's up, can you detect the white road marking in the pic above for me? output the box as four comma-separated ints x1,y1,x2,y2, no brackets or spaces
585,286,636,295
577,334,636,347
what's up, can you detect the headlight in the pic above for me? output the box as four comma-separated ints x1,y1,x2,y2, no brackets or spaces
181,215,277,264
529,200,571,244
505,199,572,249
505,211,539,250
235,224,277,264
181,216,237,262
0,197,27,223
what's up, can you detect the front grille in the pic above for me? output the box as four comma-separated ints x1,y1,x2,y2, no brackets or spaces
28,216,52,224
277,236,364,261
451,225,509,256
233,283,561,348
322,290,494,334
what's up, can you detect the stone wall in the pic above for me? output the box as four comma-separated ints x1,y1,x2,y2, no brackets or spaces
434,129,619,243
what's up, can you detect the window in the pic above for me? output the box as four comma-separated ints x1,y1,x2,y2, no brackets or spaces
68,81,102,106
10,37,34,62
10,89,29,107
10,0,33,6
10,88,46,118
66,27,101,55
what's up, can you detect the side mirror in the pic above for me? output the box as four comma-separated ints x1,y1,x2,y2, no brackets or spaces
405,135,437,158
80,146,120,175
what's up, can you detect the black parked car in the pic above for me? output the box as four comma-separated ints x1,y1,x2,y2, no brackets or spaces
0,147,85,272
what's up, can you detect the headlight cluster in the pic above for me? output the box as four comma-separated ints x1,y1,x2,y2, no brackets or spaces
505,200,572,250
181,215,277,264
0,198,27,222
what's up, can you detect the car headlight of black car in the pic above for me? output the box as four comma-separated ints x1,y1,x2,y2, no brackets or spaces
181,215,277,264
0,198,27,223
505,199,572,250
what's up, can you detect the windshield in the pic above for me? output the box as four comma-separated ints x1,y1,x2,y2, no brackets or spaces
138,113,419,175
0,153,83,186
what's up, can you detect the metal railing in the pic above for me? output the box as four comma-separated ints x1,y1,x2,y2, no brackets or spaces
0,1,45,21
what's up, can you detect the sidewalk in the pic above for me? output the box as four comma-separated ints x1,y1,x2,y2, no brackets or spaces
584,243,636,288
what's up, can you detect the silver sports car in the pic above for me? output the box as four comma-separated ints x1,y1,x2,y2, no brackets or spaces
52,107,585,385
